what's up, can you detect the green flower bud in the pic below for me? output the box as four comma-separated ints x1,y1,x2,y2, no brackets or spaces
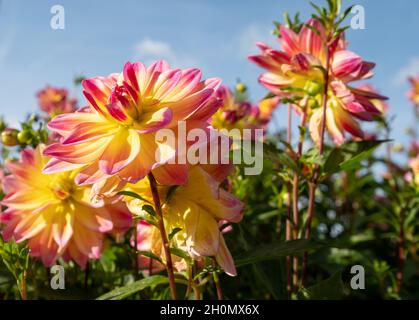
17,130,32,144
235,82,247,94
1,128,19,147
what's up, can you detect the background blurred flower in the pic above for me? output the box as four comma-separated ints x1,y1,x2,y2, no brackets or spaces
212,85,270,132
44,61,221,194
0,145,132,268
124,165,243,276
36,86,77,117
408,156,419,185
408,76,419,105
258,96,280,124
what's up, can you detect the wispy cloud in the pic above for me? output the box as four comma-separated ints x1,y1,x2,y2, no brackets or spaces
133,38,198,68
393,57,419,85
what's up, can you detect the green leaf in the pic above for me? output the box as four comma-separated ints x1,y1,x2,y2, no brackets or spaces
168,228,182,241
96,275,168,300
117,191,151,204
297,271,345,300
137,251,163,265
234,239,325,267
166,185,179,203
323,140,389,175
142,204,157,217
170,247,190,262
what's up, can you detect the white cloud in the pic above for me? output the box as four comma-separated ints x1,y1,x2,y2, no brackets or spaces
394,57,419,85
134,38,198,68
237,24,276,56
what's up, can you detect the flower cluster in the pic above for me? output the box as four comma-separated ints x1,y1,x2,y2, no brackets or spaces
249,18,387,146
0,60,246,277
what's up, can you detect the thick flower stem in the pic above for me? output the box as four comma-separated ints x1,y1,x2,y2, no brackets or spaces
285,105,293,296
213,270,223,300
134,220,139,278
396,208,406,295
301,46,331,287
301,182,316,287
147,173,178,300
20,271,27,300
291,110,307,291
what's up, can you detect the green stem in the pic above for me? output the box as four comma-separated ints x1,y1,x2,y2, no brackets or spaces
147,173,178,300
301,44,331,287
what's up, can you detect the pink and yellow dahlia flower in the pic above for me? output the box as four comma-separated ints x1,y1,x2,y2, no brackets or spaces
249,18,387,145
408,76,419,105
43,61,221,191
0,145,132,268
125,165,243,276
36,86,77,117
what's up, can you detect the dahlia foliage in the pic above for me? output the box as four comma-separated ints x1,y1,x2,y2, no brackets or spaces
0,0,418,301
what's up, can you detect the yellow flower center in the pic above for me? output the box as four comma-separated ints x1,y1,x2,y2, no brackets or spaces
49,175,74,201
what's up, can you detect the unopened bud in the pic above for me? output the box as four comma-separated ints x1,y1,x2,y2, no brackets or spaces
1,128,19,146
17,130,32,144
235,82,247,93
391,143,404,153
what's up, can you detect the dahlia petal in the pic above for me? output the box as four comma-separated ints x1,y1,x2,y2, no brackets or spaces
61,121,117,145
47,112,101,136
166,88,214,123
82,76,116,114
106,102,129,122
44,137,112,164
279,25,300,56
66,242,88,269
52,211,74,250
332,50,363,78
185,205,220,257
14,213,47,242
153,69,182,100
99,128,140,175
216,189,244,223
166,69,202,100
215,236,237,276
185,97,222,122
74,162,107,185
248,55,281,72
135,107,173,134
326,107,345,145
299,18,326,60
76,204,113,233
309,108,323,147
153,163,188,186
334,106,364,138
43,158,85,174
72,220,102,258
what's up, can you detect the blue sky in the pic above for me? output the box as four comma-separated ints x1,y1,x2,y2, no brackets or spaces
0,0,418,149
